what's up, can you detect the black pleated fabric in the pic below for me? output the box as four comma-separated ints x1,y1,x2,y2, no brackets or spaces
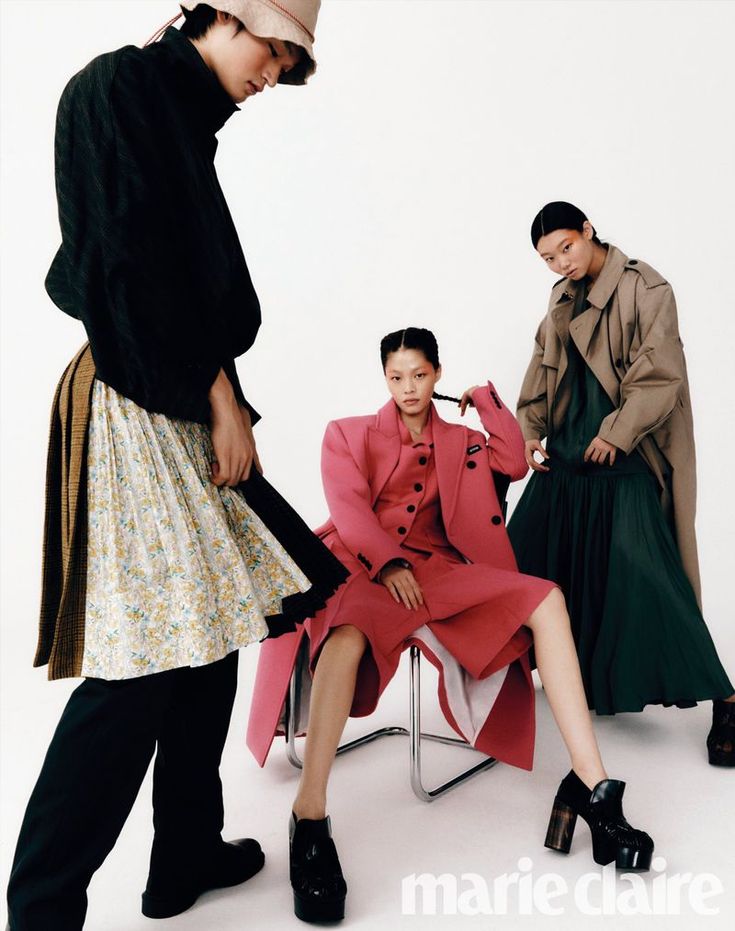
237,471,350,637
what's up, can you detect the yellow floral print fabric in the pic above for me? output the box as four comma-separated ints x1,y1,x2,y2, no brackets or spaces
81,380,310,680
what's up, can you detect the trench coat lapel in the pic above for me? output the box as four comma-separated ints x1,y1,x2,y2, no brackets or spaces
549,289,573,388
550,245,631,414
586,244,628,313
567,305,621,407
570,246,630,405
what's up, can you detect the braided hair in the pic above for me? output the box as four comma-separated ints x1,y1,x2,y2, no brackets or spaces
530,201,602,249
380,327,462,405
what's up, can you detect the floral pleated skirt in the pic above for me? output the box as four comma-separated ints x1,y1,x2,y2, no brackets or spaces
81,380,347,680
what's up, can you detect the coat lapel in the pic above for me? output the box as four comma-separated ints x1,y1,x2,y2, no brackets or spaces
367,400,402,504
568,245,629,405
549,289,574,388
549,245,631,414
430,404,467,530
586,244,628,312
367,400,466,528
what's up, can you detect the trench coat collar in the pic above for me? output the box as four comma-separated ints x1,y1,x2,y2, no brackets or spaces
546,243,630,418
558,243,629,308
370,400,466,526
550,243,630,362
159,26,240,136
586,244,629,309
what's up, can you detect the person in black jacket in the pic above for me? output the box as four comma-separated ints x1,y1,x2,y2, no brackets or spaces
6,4,348,930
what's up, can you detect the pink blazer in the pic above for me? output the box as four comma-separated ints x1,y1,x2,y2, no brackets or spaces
246,381,529,765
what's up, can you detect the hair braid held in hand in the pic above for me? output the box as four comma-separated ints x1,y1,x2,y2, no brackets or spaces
431,391,462,405
380,326,462,405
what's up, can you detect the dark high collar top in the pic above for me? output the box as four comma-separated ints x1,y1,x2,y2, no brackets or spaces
157,26,239,138
45,27,261,424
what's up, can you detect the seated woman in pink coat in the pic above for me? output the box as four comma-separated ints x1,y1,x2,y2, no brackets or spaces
247,327,655,924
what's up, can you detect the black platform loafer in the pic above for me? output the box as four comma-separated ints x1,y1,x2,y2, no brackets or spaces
544,770,654,871
289,812,347,923
707,699,735,766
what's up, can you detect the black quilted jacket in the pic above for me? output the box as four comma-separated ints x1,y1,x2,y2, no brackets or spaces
45,26,261,425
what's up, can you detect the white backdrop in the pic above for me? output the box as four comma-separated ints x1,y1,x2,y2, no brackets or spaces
2,2,735,929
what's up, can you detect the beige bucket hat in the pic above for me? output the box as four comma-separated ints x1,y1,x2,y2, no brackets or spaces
177,1,321,84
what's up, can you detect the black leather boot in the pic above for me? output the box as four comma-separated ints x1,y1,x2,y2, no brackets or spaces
544,770,654,871
289,812,347,923
707,699,735,766
141,837,264,918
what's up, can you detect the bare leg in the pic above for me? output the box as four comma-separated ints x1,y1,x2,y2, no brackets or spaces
524,588,608,791
292,625,368,820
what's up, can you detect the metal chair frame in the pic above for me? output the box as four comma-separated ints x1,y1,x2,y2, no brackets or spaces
284,643,498,802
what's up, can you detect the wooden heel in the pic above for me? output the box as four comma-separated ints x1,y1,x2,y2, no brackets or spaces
544,797,577,853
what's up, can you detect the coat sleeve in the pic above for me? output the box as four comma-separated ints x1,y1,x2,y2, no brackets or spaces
321,421,407,580
516,315,549,442
47,50,259,423
471,382,528,480
597,279,685,454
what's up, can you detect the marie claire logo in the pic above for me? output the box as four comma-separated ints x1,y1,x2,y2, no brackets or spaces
402,857,724,916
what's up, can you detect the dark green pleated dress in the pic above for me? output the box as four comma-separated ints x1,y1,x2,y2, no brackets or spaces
507,282,733,714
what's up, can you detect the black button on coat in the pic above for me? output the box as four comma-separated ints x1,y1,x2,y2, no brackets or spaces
45,26,261,425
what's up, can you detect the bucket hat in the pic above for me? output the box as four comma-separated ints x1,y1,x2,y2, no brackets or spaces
149,1,321,84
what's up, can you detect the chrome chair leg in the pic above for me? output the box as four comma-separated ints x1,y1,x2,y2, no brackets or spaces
285,644,498,802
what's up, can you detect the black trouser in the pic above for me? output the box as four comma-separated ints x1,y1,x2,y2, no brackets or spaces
6,650,239,931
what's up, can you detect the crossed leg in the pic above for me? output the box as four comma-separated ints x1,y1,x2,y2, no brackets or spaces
293,587,609,818
292,625,368,820
523,587,607,788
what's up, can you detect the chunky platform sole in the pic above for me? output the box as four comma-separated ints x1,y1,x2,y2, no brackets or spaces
708,748,735,767
544,796,653,871
293,890,346,924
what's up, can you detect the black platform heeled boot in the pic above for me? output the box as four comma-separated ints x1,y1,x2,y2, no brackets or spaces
289,812,347,923
707,699,735,766
544,770,654,871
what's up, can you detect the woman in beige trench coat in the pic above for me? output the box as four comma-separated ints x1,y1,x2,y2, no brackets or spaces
506,201,735,766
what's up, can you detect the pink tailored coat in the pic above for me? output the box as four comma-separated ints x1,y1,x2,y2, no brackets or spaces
246,382,555,769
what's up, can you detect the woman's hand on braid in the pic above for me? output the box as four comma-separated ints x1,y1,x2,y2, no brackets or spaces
459,386,481,416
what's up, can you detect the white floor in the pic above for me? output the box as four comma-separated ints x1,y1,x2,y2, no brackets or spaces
2,642,734,931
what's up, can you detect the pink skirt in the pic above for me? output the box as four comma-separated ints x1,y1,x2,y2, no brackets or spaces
303,531,557,771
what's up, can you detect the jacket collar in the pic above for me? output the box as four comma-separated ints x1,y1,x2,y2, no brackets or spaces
397,409,434,446
586,243,629,309
375,398,453,437
546,244,629,409
158,26,239,136
371,399,466,527
559,243,629,309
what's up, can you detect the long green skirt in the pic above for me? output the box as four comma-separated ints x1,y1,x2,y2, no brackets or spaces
507,459,733,714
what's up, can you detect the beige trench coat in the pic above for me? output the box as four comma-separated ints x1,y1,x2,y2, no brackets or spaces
516,243,702,607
